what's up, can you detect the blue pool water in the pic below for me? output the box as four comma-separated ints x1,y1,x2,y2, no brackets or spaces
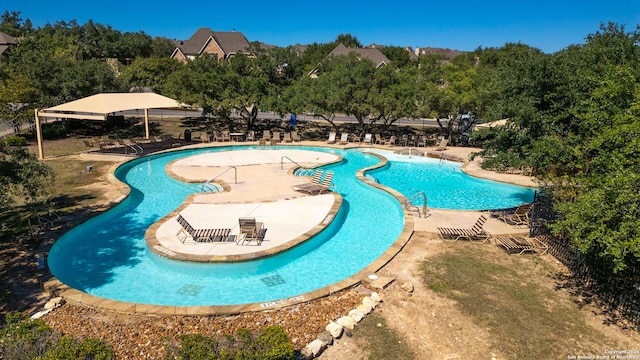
48,146,535,306
367,149,536,210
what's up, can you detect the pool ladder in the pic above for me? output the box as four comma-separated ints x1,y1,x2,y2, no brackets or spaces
405,191,429,218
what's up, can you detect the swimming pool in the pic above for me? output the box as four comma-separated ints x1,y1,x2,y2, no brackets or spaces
47,146,535,308
48,146,405,307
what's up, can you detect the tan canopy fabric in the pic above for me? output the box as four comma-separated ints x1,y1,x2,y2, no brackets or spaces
475,118,509,130
38,93,192,120
35,93,195,159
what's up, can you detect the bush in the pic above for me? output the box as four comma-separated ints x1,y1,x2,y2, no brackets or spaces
173,326,294,360
40,336,114,360
41,123,66,139
0,312,114,360
4,135,27,146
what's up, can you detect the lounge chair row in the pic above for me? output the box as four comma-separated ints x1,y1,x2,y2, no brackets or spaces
261,130,301,143
437,215,491,242
325,133,444,148
292,169,334,195
176,214,267,245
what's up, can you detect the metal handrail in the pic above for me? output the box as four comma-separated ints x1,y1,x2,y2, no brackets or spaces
281,156,304,170
202,166,237,192
404,191,428,218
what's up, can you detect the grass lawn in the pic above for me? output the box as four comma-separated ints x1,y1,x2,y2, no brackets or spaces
420,245,635,359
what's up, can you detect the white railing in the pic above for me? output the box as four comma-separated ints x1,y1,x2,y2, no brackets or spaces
201,166,236,192
281,156,304,170
404,191,428,218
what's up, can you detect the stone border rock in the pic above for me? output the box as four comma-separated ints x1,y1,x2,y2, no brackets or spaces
300,292,383,359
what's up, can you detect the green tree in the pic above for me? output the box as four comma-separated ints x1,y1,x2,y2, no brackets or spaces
0,11,32,36
380,45,411,68
0,142,56,210
0,71,38,133
335,33,362,48
286,53,378,135
476,23,640,273
119,57,181,92
150,36,177,57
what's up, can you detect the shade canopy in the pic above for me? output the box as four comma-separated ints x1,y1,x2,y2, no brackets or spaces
38,93,193,120
475,118,509,131
35,93,196,159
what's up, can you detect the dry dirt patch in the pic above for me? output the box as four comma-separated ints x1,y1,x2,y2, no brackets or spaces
321,232,640,359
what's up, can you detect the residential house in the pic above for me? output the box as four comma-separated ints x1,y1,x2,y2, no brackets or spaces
0,31,16,56
171,27,251,62
406,46,464,61
326,43,391,68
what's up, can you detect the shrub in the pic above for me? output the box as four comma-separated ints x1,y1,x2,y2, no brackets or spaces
4,135,27,146
40,336,114,360
0,312,114,360
41,123,66,139
173,326,294,360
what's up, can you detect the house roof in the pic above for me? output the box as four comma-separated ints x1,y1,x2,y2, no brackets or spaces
0,31,15,45
175,27,250,57
328,43,391,67
0,31,15,55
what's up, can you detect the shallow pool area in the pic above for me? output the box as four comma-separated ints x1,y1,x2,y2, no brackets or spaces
47,146,536,309
366,149,536,210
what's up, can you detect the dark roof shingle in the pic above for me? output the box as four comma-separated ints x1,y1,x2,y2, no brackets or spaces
328,43,391,67
176,28,250,57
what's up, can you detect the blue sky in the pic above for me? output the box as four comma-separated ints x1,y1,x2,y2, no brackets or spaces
3,0,639,53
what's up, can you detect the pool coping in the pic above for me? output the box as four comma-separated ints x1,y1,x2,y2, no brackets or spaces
44,145,414,315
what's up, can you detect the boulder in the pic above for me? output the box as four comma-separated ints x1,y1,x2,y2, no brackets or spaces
401,281,414,293
336,315,356,330
44,297,64,310
356,303,373,314
302,339,326,358
316,331,333,346
362,297,376,308
325,321,344,338
349,309,365,322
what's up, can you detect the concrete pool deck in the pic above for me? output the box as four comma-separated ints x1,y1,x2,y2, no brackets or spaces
145,149,345,262
46,141,537,315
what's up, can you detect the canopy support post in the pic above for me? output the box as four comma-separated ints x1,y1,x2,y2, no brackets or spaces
35,109,45,160
144,108,150,139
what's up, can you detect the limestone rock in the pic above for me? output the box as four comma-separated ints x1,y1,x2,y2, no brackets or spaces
44,297,64,310
370,292,383,303
356,303,373,315
325,321,344,338
336,315,356,330
303,339,326,358
362,296,376,308
401,281,414,293
349,309,365,322
316,331,333,346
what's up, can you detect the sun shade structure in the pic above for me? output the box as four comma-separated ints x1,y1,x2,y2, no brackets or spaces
475,118,509,130
35,93,197,159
